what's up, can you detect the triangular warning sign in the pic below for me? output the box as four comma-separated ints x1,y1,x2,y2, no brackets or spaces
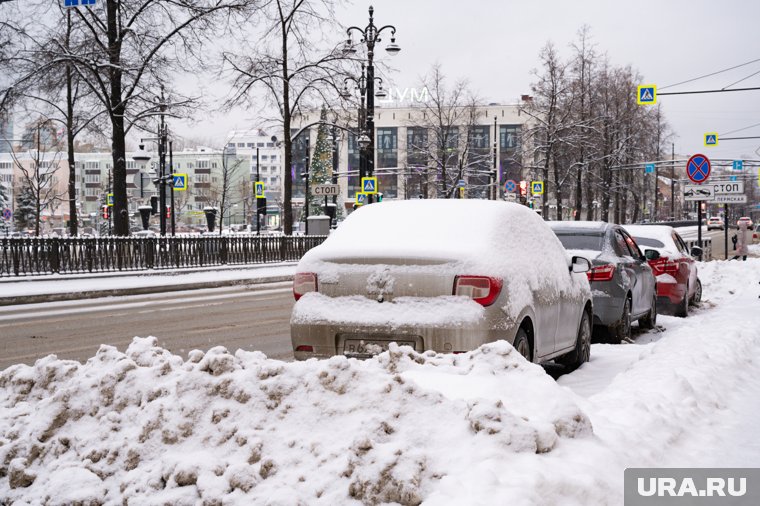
640,89,653,101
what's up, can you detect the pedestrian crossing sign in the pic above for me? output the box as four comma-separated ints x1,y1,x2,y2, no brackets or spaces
531,181,544,195
254,181,265,198
355,192,368,206
637,84,657,105
107,193,114,206
704,133,718,147
172,173,188,191
361,177,378,194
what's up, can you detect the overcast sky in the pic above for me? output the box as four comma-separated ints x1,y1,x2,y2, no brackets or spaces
178,0,760,164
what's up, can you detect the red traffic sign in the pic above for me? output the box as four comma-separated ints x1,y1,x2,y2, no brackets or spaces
686,154,711,184
504,179,517,193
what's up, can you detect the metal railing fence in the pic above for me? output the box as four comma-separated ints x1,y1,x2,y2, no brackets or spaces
0,235,327,277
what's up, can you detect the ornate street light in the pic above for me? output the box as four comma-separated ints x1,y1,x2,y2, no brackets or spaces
346,6,400,203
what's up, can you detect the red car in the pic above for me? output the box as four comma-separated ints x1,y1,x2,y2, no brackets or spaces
625,225,702,317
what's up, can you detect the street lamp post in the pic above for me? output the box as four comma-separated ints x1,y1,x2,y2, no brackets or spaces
492,116,498,201
345,5,400,204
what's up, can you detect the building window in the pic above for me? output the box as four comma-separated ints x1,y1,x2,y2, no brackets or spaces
257,142,264,147
347,133,360,196
499,125,522,182
247,143,254,148
85,173,100,184
237,143,245,148
197,160,209,169
467,126,491,199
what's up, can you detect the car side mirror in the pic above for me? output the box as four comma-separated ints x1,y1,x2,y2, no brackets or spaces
644,249,660,260
570,256,591,274
690,246,703,258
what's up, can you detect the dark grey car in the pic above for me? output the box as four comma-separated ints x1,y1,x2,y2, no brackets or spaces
549,222,657,343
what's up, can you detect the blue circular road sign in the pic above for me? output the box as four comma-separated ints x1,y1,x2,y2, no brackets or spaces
1,208,11,220
686,154,711,184
504,179,517,193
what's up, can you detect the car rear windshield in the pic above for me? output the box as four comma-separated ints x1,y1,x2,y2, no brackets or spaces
632,237,666,248
554,232,604,251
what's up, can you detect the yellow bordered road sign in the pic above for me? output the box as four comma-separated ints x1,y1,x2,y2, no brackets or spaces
361,177,378,194
254,181,265,198
637,84,657,105
172,173,188,191
355,192,368,206
531,181,544,195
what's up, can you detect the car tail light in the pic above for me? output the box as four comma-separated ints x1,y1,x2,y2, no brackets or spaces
649,257,678,275
295,345,314,352
453,276,503,306
293,272,318,300
586,264,615,282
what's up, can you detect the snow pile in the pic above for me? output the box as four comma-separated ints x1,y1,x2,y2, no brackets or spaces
0,340,590,504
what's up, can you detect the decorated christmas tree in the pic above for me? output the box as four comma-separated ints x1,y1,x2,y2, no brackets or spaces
308,107,332,216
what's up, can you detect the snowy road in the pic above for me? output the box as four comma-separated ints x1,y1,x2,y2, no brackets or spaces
0,282,295,369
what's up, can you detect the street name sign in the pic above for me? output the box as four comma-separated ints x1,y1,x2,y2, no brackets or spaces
313,184,339,196
637,85,656,105
686,154,711,183
64,0,96,7
704,133,718,146
683,184,714,201
712,181,744,194
713,194,747,204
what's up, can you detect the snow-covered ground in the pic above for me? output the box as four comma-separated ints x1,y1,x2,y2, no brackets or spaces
0,264,297,298
1,258,759,504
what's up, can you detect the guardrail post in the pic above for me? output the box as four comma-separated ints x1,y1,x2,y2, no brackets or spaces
50,237,60,273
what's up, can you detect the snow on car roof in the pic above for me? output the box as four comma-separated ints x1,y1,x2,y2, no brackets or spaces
302,200,561,272
624,225,679,255
298,200,590,320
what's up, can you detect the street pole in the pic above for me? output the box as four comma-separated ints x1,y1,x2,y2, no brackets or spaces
108,171,112,235
158,89,166,236
256,147,260,235
492,116,497,201
169,140,175,236
332,124,339,227
346,6,399,206
724,203,729,260
304,138,310,235
671,143,675,219
697,201,703,254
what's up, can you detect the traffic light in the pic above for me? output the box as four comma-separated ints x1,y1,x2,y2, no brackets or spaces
166,206,171,219
377,192,383,202
519,180,527,196
528,200,534,209
150,196,158,215
257,197,267,215
101,205,109,219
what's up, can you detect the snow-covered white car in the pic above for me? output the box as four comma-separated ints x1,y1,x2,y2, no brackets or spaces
625,225,701,317
706,217,724,230
290,200,593,369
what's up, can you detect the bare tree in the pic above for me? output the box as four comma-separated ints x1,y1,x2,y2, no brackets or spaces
10,120,66,236
44,0,254,236
405,65,491,199
224,0,348,235
208,147,245,233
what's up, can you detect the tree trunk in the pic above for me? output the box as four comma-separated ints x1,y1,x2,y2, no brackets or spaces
65,11,77,236
107,0,128,236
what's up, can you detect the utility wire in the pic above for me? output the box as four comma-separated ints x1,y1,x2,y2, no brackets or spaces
720,122,760,136
722,69,760,90
659,58,760,90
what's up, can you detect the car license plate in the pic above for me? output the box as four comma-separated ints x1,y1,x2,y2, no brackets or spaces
343,339,416,357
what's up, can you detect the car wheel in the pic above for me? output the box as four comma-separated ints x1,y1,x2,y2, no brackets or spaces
690,278,702,306
558,309,591,371
674,283,689,317
639,291,657,330
512,327,532,362
610,297,631,344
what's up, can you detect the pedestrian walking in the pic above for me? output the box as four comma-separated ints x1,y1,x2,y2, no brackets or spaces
731,222,752,261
